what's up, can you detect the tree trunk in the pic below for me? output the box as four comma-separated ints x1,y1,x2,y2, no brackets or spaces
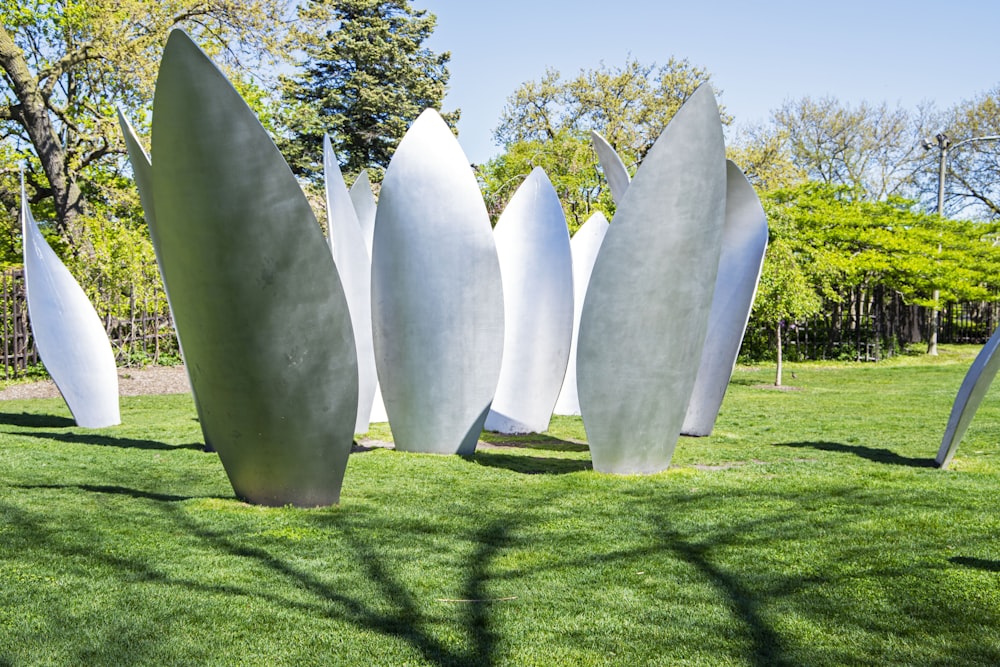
775,322,783,387
0,27,85,246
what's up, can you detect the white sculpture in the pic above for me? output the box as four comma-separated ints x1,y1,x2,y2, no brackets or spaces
324,136,378,434
553,212,610,416
577,85,727,474
591,130,631,204
350,169,377,259
20,176,120,428
485,167,574,434
371,108,504,455
937,325,1000,468
681,161,769,436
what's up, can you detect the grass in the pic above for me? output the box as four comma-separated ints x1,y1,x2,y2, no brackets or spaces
1,345,1000,665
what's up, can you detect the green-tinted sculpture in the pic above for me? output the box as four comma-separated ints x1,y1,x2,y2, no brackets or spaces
132,30,358,506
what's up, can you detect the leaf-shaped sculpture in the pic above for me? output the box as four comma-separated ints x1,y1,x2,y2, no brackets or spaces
591,130,631,204
344,168,387,423
553,212,610,416
324,136,377,434
936,325,1000,468
20,177,120,428
371,108,504,454
577,85,727,474
117,110,215,451
485,167,574,434
681,161,769,436
149,30,357,506
350,169,377,258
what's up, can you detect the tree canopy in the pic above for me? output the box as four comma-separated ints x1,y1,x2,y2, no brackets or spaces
278,0,456,183
481,57,726,224
0,0,289,246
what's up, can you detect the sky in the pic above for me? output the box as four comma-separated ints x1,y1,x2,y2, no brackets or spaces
417,0,1000,165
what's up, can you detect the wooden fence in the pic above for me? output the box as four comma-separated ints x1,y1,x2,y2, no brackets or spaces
0,269,178,379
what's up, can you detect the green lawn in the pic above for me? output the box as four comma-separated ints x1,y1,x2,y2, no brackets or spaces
1,346,999,665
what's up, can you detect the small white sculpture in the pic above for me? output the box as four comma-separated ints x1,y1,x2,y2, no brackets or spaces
20,176,120,428
485,167,574,434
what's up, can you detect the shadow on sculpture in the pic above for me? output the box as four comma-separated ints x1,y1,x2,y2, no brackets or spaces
20,176,120,429
935,324,1000,468
122,30,358,506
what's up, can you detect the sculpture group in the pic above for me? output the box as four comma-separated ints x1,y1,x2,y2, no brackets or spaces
13,28,996,507
107,29,770,505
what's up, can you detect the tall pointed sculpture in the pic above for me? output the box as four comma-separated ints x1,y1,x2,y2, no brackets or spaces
140,30,358,506
371,108,504,455
118,110,215,451
577,85,727,474
345,168,387,424
20,177,120,428
681,161,769,436
324,136,378,434
936,325,1000,468
553,212,610,416
485,167,574,434
350,170,377,259
591,130,631,204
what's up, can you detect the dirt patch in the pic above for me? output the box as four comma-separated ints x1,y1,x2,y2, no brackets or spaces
0,365,192,401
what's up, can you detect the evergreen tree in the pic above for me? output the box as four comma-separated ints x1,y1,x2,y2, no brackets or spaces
280,0,456,182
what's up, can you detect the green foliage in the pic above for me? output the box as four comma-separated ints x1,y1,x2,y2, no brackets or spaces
744,182,1000,362
477,130,612,230
279,0,456,183
2,353,1000,663
483,57,726,220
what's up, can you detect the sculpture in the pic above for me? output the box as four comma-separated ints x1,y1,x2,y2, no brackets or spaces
324,136,378,433
133,30,358,506
371,108,504,455
118,110,215,450
553,212,610,416
591,130,631,204
577,85,727,474
936,325,1000,468
350,169,377,258
681,161,769,436
485,167,574,434
20,176,120,428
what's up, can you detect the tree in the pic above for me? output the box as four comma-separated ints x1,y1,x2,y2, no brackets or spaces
914,86,1000,219
483,57,726,222
279,0,456,183
725,122,806,192
0,0,289,247
477,130,611,229
747,182,1000,369
771,96,928,201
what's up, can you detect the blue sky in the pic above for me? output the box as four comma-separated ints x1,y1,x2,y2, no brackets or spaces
418,0,1000,165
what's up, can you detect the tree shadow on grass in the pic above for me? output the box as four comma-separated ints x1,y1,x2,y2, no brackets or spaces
12,430,204,452
773,441,936,468
470,451,592,475
13,483,204,503
950,556,1000,572
477,433,588,453
0,411,75,428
